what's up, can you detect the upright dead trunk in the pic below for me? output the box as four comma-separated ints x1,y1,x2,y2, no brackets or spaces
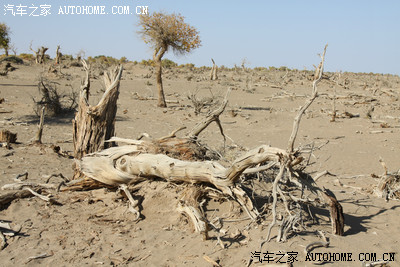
153,46,167,107
32,106,45,144
55,45,61,64
30,45,48,64
210,58,218,80
38,47,48,64
73,61,123,166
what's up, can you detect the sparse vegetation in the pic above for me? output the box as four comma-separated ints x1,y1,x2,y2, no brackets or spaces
88,55,120,66
0,23,11,56
33,76,78,116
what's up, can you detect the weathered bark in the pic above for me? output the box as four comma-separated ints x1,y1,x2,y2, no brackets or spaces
320,190,344,236
153,46,167,107
72,62,123,163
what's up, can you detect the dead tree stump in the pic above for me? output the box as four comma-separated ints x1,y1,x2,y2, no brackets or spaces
0,130,17,148
210,58,218,80
55,45,61,64
30,44,49,64
72,61,123,177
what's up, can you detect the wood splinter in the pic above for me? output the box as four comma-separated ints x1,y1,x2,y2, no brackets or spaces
118,184,140,221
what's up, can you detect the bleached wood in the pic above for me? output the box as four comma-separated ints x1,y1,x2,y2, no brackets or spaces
79,144,286,220
80,144,286,187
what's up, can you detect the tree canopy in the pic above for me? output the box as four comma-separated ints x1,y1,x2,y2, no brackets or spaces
138,12,201,55
0,23,11,55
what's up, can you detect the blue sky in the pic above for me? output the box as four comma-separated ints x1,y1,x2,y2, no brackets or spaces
2,1,399,74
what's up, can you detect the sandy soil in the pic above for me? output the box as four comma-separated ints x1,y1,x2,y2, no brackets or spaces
0,60,399,267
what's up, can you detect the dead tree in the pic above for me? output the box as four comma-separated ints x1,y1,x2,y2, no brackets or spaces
32,106,45,144
0,130,17,148
210,58,218,80
72,60,123,172
73,45,344,241
55,45,61,64
29,43,48,64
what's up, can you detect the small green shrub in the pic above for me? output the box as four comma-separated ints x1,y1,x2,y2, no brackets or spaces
140,59,154,66
162,58,177,68
119,57,128,63
19,53,35,61
62,54,74,61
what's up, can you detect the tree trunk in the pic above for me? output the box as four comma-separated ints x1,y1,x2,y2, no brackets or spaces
4,49,8,57
210,58,218,80
155,59,166,107
39,47,48,64
32,106,45,144
153,46,167,108
30,45,48,64
55,45,61,64
72,62,123,169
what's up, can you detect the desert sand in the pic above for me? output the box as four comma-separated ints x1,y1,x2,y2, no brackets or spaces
0,58,399,266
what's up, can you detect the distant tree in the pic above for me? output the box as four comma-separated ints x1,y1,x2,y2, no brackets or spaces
0,23,11,56
9,43,17,55
138,12,201,107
